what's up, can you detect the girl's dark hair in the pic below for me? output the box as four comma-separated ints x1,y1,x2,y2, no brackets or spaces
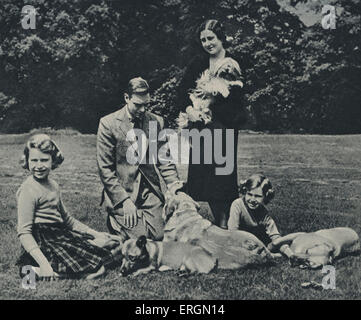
20,134,64,170
198,19,229,48
239,173,275,204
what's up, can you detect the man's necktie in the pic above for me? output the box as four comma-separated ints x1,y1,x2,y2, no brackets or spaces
131,117,141,129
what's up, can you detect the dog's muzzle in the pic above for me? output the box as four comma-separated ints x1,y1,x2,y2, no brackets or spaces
119,253,150,276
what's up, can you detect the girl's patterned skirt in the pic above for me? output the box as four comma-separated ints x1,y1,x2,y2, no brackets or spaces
16,223,114,278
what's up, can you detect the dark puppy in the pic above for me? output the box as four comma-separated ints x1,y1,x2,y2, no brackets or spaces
120,235,216,276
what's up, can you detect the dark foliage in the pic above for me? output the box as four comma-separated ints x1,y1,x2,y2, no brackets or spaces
0,0,360,133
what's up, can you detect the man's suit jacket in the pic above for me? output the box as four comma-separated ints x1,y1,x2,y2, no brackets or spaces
96,106,179,210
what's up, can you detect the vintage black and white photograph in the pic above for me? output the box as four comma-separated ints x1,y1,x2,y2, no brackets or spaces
0,0,360,303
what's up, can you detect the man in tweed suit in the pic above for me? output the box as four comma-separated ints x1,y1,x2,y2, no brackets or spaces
97,77,180,241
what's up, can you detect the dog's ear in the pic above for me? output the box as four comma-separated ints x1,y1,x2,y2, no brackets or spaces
136,235,147,249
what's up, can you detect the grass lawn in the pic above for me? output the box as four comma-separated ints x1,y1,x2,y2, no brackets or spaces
0,132,360,300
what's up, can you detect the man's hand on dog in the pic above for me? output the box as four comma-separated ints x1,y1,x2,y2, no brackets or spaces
164,181,185,202
122,198,138,228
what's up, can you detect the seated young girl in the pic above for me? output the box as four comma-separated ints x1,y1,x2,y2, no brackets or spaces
227,173,294,258
16,134,119,280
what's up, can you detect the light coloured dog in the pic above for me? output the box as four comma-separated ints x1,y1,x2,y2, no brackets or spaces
272,227,360,269
162,191,274,269
120,235,217,276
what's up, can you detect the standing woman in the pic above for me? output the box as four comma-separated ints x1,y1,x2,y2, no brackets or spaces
177,19,247,228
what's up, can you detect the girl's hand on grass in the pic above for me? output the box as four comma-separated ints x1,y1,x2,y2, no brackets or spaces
39,265,59,281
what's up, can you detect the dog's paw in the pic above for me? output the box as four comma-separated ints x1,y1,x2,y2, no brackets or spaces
175,270,190,278
301,281,323,290
289,254,309,268
130,270,150,277
270,253,283,259
159,265,172,272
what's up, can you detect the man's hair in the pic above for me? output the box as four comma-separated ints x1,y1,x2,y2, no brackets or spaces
127,77,150,97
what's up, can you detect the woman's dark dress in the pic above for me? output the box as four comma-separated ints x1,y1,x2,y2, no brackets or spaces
177,53,247,224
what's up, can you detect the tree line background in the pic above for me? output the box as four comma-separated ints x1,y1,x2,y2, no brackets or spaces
0,0,360,134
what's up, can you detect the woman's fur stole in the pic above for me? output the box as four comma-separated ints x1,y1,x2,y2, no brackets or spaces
177,57,243,129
